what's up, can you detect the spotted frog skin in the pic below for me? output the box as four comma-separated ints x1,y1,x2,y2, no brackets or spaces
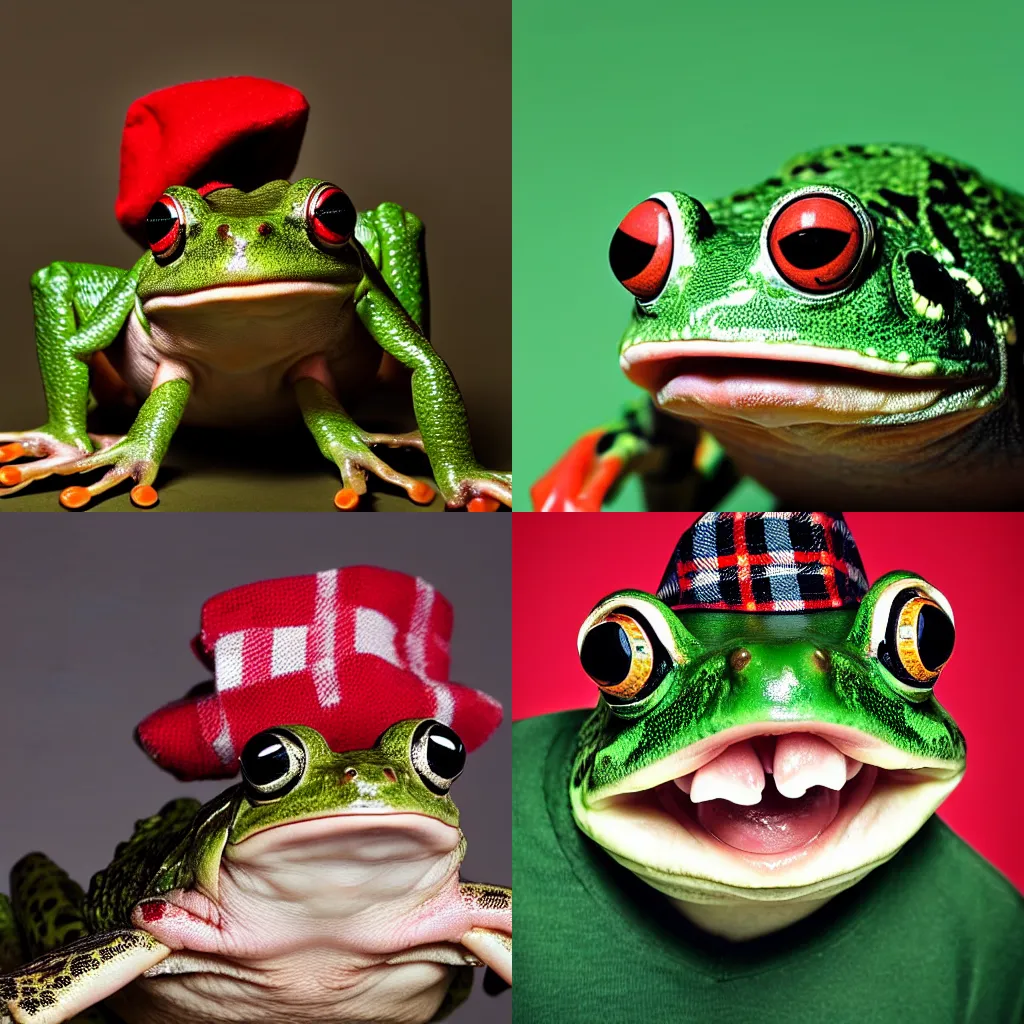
0,180,511,511
570,572,965,940
0,720,512,1024
532,144,1024,510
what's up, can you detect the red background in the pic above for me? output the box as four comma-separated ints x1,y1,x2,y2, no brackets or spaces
513,513,1024,892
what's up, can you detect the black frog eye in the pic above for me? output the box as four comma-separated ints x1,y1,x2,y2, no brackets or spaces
306,184,357,249
766,192,869,293
239,728,307,800
880,589,955,689
145,195,185,259
579,608,671,704
411,720,465,795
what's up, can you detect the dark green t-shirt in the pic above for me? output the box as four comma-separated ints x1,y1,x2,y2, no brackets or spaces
513,711,1024,1024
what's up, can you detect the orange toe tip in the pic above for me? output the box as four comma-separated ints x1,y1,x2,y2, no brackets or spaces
334,487,360,511
0,443,26,463
59,486,91,510
0,466,23,486
467,496,501,513
130,484,159,508
408,482,435,505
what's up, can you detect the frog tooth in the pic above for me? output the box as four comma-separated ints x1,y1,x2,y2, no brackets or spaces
773,733,849,799
683,740,765,806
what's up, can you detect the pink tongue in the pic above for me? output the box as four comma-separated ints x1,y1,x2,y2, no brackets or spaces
695,775,841,854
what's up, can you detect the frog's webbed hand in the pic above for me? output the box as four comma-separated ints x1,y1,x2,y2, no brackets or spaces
293,369,436,511
354,255,511,511
0,262,139,498
2,368,190,510
530,402,658,511
531,402,738,511
456,883,511,986
0,929,168,1024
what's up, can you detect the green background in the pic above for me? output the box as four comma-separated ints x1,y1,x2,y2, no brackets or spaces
512,0,1024,509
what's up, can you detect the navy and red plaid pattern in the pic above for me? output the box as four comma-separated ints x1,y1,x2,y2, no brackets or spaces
656,513,868,613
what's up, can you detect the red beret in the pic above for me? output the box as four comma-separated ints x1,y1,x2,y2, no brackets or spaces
115,76,309,245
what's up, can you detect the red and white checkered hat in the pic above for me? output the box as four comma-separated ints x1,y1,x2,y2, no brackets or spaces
135,566,504,780
656,512,868,613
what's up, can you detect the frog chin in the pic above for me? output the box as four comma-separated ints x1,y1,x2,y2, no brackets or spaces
572,723,964,909
620,339,990,426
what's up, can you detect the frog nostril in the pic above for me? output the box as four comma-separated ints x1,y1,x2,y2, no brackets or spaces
813,649,832,673
729,648,751,672
383,768,397,783
257,222,272,237
216,224,232,241
342,768,358,782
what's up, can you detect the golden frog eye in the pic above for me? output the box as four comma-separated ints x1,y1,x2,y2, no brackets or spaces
884,591,955,687
580,612,655,700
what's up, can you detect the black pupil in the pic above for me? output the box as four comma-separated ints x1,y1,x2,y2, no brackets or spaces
144,201,178,247
778,228,850,270
425,725,466,781
917,604,955,671
581,621,632,685
241,732,291,786
314,190,356,238
609,229,656,282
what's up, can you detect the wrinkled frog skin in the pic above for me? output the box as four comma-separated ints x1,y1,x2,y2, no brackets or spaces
571,572,965,939
0,180,511,511
533,144,1024,510
0,720,512,1024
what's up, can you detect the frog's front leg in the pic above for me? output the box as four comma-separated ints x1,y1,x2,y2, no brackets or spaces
354,249,511,512
0,262,138,493
292,360,436,511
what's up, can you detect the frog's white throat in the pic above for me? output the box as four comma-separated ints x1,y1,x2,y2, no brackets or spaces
221,812,464,919
572,723,963,940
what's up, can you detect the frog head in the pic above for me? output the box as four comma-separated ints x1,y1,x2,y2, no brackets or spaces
610,145,1017,449
181,719,467,899
569,513,965,937
135,179,366,299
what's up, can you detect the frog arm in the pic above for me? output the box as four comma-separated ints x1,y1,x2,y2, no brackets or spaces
353,258,510,510
0,897,22,974
456,883,511,985
0,929,169,1024
25,261,141,451
531,401,739,511
357,202,429,334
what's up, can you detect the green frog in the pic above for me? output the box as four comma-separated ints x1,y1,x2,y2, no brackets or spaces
0,719,512,1024
0,180,511,511
531,144,1024,510
569,516,964,940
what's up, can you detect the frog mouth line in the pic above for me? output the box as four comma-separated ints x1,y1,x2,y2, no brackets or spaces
583,722,963,884
620,340,987,424
141,280,350,310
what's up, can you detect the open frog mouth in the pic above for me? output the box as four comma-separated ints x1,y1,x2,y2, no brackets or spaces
577,721,963,901
620,340,989,424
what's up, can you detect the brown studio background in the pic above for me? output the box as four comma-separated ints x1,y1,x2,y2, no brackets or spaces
0,513,511,1022
0,0,510,512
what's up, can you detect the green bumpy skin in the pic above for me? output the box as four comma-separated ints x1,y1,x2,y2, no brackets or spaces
569,571,966,911
0,180,509,510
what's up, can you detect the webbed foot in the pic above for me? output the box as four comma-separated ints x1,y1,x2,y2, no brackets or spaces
0,429,92,497
51,433,161,510
329,429,437,511
439,469,511,512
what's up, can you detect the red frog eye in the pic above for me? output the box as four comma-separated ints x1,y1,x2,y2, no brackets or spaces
144,195,185,259
767,194,865,293
609,199,673,301
307,184,357,248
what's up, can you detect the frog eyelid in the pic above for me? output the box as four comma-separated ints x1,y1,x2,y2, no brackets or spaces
757,184,876,301
632,191,687,310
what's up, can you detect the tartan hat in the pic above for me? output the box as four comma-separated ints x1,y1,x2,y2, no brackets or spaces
135,566,503,781
656,513,868,613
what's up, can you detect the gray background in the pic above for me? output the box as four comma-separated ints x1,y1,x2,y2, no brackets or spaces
0,0,509,512
0,514,510,1021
